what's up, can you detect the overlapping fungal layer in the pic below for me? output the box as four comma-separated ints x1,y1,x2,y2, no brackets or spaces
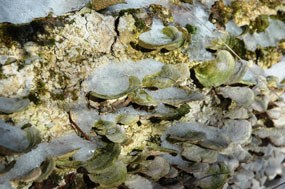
0,0,285,189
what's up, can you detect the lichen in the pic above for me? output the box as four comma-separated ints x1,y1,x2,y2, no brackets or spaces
118,9,148,31
0,1,285,189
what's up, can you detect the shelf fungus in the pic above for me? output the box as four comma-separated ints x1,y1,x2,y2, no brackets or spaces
0,120,41,156
0,97,30,114
12,157,55,183
165,124,230,152
142,63,190,89
130,87,204,107
83,60,163,100
181,143,219,163
0,1,284,188
139,156,171,180
88,161,127,188
193,163,230,189
216,86,255,107
150,103,191,121
138,23,186,51
89,76,140,100
85,143,121,173
93,120,127,143
85,143,127,188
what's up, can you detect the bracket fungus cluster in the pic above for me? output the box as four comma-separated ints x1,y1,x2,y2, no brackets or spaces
0,120,40,156
0,0,285,189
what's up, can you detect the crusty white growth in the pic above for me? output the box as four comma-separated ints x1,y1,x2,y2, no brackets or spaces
0,63,35,98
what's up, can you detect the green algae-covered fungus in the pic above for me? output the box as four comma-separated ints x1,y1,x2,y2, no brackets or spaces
1,1,285,189
88,161,127,188
194,50,235,87
142,63,189,89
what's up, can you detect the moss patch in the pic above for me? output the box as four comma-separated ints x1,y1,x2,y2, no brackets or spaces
0,16,65,47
